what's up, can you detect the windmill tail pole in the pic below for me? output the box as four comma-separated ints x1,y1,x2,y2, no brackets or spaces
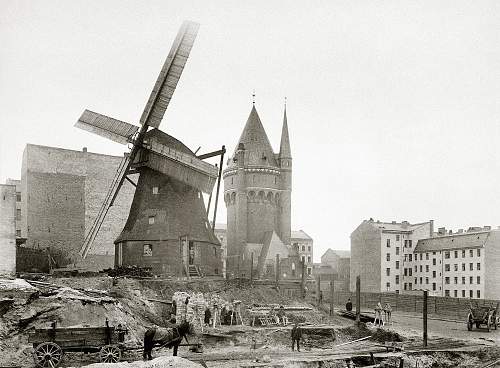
212,145,226,227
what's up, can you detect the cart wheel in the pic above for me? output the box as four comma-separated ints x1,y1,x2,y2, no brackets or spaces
99,345,121,363
467,316,473,331
476,322,481,329
33,342,63,368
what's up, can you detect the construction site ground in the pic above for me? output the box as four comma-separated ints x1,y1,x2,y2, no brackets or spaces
1,276,499,368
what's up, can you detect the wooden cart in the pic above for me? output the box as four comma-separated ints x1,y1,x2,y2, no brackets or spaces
467,303,499,332
28,321,128,367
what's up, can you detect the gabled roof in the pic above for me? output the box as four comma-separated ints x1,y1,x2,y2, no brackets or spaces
322,248,351,259
279,108,291,159
366,220,430,233
229,105,278,168
291,230,313,240
414,231,490,253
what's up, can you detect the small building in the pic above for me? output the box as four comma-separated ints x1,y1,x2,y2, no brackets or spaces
291,230,314,276
0,184,16,275
5,179,22,242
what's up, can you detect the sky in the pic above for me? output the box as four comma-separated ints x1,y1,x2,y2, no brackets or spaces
1,0,500,262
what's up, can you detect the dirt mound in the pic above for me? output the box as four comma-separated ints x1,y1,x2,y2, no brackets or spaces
75,356,202,368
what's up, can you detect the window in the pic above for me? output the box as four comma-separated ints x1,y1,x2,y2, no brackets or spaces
404,240,408,247
404,283,407,290
396,247,400,255
426,277,429,285
387,239,391,247
433,271,436,278
396,275,400,284
445,290,450,297
454,264,458,271
470,249,473,257
143,244,153,256
469,263,473,271
462,250,466,258
396,235,400,241
414,265,417,272
432,283,436,291
470,290,473,298
16,192,21,202
404,255,407,262
433,258,436,266
404,268,408,276
386,282,390,290
462,263,465,271
386,268,390,276
214,247,217,257
301,256,305,263
308,246,311,252
16,209,21,221
420,265,423,272
445,277,450,284
409,283,412,290
426,253,429,260
454,277,458,284
302,245,305,251
409,240,412,247
152,186,159,194
469,276,473,284
420,253,423,260
454,250,458,258
386,253,390,261
477,249,481,257
307,256,311,263
477,290,480,298
396,261,399,269
307,267,312,275
454,290,458,297
420,277,423,284
445,264,450,272
462,290,466,297
477,276,480,284
409,254,413,262
462,276,465,284
409,268,412,276
445,251,450,259
16,229,21,237
148,216,155,225
477,263,481,271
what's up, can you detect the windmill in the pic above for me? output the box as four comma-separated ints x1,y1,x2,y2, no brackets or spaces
74,21,225,277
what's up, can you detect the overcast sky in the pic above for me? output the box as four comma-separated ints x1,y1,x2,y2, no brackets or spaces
1,0,499,261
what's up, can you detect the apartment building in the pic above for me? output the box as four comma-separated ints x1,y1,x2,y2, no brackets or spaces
411,227,500,300
350,219,433,293
291,230,314,276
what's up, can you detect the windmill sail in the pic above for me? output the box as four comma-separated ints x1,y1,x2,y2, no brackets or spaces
139,21,200,129
75,110,138,145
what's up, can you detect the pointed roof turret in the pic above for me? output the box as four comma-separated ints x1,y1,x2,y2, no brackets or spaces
279,104,291,159
229,105,278,167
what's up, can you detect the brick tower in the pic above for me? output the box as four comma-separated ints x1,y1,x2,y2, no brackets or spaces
223,103,292,277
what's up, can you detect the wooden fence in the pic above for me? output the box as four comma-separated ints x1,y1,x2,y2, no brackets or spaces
331,291,499,321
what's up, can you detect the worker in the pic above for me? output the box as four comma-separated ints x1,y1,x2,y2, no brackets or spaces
374,302,384,327
277,305,287,325
291,322,303,351
204,307,211,326
383,303,392,325
319,290,323,305
345,298,353,312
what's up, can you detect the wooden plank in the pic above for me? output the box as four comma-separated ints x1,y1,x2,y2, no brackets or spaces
75,110,138,145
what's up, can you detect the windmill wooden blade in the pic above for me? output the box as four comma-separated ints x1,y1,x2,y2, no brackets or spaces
139,21,200,129
75,110,139,145
138,138,218,194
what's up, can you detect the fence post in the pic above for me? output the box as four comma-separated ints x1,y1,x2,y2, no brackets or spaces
356,276,361,325
423,290,428,347
275,254,280,289
330,275,334,316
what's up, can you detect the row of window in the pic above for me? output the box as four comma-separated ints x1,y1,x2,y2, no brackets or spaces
301,255,312,264
386,238,412,247
444,263,481,272
445,290,481,298
445,276,481,285
444,249,481,259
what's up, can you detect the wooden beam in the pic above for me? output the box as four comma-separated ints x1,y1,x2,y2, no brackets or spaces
124,176,137,187
356,276,361,325
197,148,226,160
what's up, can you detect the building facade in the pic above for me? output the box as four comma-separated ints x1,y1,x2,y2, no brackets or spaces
350,219,433,293
19,144,135,270
5,179,22,242
291,230,314,276
223,104,295,278
0,184,16,274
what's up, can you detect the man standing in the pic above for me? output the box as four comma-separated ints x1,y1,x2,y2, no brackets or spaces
346,298,353,312
291,322,303,351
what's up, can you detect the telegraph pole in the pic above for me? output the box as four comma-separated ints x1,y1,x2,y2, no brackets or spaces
423,290,428,347
356,276,361,325
330,274,335,316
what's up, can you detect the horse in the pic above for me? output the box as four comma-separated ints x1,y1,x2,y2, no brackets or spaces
143,321,193,360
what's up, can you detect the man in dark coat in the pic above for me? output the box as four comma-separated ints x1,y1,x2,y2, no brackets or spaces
346,298,353,312
291,322,302,351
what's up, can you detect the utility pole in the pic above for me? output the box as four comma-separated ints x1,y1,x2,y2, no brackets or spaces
250,252,254,285
330,274,335,316
301,260,306,299
316,274,321,308
423,290,428,347
275,254,280,289
356,276,361,325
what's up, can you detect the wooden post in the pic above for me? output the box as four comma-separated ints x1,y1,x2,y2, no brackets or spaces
330,274,335,316
356,276,361,325
211,146,226,227
423,290,428,347
250,252,254,285
316,274,321,307
275,254,280,288
301,260,306,299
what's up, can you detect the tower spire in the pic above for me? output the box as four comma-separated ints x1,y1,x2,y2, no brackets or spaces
279,99,291,159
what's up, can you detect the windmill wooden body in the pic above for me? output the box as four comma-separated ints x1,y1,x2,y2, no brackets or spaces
74,21,224,276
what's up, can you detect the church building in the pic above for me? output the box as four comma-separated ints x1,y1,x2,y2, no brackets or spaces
223,102,300,279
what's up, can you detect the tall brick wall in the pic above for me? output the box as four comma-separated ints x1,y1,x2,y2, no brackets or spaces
0,185,16,274
484,231,500,300
350,222,381,292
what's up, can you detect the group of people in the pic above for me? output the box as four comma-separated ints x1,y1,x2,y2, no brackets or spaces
344,298,392,327
270,305,288,325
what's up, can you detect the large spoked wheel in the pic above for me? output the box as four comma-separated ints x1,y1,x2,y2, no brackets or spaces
467,315,473,331
99,345,122,363
33,342,63,368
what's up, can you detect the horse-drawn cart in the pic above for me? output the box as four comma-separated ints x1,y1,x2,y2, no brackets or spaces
28,320,128,367
467,303,499,332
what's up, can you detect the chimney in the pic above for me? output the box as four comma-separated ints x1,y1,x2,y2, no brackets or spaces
392,221,397,224
438,227,446,236
483,225,491,231
429,220,434,237
457,229,463,234
402,221,409,229
448,230,452,235
82,147,87,153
